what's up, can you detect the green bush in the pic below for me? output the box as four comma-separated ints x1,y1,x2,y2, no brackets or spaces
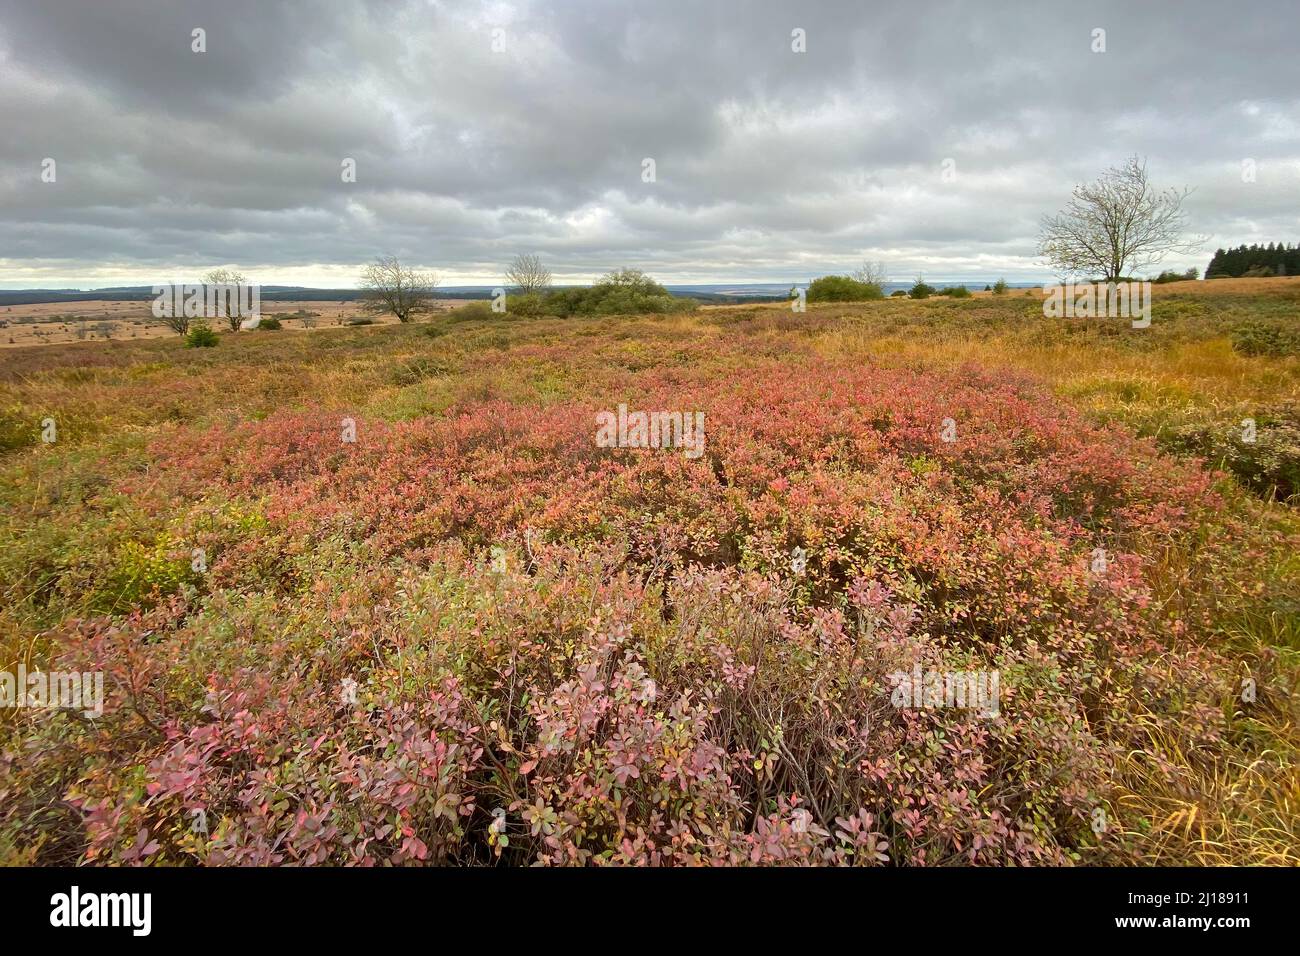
347,317,375,326
940,286,971,298
805,275,884,302
505,292,548,317
1154,268,1199,284
992,278,1009,295
450,270,691,320
541,269,695,317
909,277,936,299
1160,404,1300,502
100,534,197,613
453,301,495,321
1230,322,1300,357
0,411,35,452
890,290,908,297
255,316,282,330
184,324,218,348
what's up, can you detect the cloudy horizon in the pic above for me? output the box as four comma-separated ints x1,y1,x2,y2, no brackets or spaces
2,0,1298,290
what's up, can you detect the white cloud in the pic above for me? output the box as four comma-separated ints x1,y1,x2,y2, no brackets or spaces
1,0,1298,288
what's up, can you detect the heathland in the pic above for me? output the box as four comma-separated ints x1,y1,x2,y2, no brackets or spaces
1,278,1297,865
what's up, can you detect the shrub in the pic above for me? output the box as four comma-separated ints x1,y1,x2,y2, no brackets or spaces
1230,322,1300,357
505,292,548,317
0,412,36,451
347,317,375,326
1154,268,1199,284
2,302,1295,870
908,277,935,299
256,316,283,330
541,269,694,317
184,324,218,348
805,275,885,302
890,290,908,297
596,267,662,292
992,278,1009,295
1,357,1257,867
390,357,451,386
940,286,971,298
1160,404,1300,502
453,301,495,321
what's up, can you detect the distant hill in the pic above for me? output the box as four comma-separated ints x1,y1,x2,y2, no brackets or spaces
0,286,354,307
0,280,1045,308
0,284,787,307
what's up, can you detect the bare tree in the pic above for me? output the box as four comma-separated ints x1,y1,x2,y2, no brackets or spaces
160,311,190,335
359,256,438,323
203,267,248,331
152,288,190,335
852,260,888,285
1038,156,1204,281
504,253,552,294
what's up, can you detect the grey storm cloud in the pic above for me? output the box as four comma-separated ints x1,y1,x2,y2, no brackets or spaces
1,0,1298,287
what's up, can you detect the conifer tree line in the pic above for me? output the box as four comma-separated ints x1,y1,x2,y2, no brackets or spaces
1205,243,1300,277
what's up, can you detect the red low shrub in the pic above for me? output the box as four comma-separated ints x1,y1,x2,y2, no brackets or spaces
0,359,1255,865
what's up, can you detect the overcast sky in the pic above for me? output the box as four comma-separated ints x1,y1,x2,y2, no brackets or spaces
1,0,1297,289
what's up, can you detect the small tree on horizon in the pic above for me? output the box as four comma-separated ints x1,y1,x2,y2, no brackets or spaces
504,254,552,294
359,256,439,323
597,267,665,292
1037,156,1203,281
909,275,935,299
853,260,888,286
203,267,247,332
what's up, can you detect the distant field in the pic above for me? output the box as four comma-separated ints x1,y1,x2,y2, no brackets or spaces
1,284,1297,866
0,299,462,348
3,276,1295,348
